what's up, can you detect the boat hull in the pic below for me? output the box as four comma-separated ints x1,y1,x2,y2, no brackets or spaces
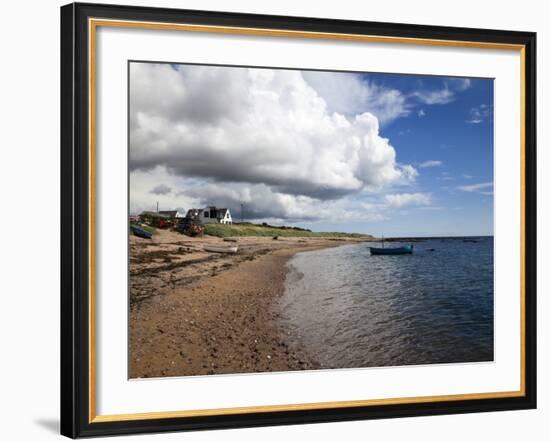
130,225,153,239
370,245,413,255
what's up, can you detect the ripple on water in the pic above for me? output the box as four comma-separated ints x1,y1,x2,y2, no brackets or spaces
278,238,494,369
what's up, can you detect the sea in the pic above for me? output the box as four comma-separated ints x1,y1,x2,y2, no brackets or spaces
279,237,494,369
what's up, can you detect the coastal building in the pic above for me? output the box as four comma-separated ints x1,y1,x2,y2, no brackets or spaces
185,206,233,224
158,210,185,218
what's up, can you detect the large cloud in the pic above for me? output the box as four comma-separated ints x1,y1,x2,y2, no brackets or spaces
129,63,418,221
301,71,410,125
181,181,388,223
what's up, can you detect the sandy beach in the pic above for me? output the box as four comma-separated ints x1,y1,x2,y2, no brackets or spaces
129,229,365,378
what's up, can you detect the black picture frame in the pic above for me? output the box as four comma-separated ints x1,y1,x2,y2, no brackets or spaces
61,2,537,438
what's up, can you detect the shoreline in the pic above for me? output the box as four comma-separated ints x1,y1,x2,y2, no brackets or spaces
129,230,362,378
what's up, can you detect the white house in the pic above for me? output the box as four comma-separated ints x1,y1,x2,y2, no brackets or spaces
185,206,232,224
158,210,185,219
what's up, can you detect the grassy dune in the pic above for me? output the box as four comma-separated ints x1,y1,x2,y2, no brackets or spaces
204,223,370,239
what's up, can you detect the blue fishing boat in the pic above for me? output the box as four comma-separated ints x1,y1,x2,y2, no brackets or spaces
130,224,153,239
370,244,413,255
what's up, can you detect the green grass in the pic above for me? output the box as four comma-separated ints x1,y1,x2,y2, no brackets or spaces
203,222,370,239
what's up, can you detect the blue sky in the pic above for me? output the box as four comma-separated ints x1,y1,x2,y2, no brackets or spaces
300,73,494,237
130,63,493,237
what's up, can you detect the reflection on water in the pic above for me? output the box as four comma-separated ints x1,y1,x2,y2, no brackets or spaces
279,237,494,368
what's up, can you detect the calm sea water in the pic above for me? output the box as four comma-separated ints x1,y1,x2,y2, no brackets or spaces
279,237,494,368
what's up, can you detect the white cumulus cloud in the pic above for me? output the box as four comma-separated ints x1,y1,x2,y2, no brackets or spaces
302,71,410,126
410,78,472,106
458,182,493,193
418,160,442,168
129,63,418,220
467,104,492,124
384,193,432,208
411,88,455,105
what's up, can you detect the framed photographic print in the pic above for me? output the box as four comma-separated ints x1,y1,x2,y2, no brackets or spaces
60,2,536,438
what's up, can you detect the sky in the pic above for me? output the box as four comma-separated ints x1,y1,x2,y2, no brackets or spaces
129,62,494,237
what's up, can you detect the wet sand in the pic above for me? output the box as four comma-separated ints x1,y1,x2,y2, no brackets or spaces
129,229,365,378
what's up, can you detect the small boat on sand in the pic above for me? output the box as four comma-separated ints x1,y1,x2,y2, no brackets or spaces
130,225,152,239
370,245,413,255
203,245,239,254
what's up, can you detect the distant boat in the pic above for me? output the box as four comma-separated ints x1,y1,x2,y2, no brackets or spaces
130,225,152,239
204,245,239,254
369,245,413,255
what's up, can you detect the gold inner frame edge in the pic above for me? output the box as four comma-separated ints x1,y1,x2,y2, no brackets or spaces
87,18,527,423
